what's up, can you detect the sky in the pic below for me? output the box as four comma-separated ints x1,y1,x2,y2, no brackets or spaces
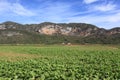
0,0,120,29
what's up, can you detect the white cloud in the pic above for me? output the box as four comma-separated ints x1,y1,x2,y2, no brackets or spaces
36,2,73,22
108,13,120,22
0,0,120,29
83,0,99,4
0,0,10,12
11,3,35,16
66,11,120,29
93,3,117,11
68,13,120,23
26,1,120,29
0,0,35,16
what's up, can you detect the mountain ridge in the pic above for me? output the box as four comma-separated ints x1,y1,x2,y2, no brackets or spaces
0,21,120,44
1,21,119,30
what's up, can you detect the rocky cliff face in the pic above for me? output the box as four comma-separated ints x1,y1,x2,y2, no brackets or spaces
38,24,99,36
0,21,120,37
0,21,120,44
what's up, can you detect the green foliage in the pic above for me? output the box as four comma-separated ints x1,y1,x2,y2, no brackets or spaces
0,21,120,44
0,45,120,80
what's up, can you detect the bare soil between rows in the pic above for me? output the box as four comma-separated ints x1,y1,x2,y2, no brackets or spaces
0,52,40,61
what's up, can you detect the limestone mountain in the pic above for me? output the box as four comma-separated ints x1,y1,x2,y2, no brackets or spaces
0,21,120,44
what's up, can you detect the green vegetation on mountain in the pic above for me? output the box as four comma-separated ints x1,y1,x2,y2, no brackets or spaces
0,21,120,44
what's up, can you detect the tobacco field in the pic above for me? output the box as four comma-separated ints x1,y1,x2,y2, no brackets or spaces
0,45,120,80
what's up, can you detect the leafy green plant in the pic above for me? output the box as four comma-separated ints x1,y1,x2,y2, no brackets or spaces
0,45,120,79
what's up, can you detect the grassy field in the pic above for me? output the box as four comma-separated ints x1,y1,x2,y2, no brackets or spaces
0,45,120,80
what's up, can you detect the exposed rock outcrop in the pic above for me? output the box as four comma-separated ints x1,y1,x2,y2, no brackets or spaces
0,21,120,37
0,21,119,44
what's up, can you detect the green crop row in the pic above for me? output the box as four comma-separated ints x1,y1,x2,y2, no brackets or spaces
0,45,120,80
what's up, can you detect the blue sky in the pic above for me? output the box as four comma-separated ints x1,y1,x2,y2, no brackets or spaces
0,0,120,29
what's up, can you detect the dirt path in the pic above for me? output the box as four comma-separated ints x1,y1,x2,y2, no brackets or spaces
0,52,40,61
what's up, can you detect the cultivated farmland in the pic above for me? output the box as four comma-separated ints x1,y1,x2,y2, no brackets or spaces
0,45,120,80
